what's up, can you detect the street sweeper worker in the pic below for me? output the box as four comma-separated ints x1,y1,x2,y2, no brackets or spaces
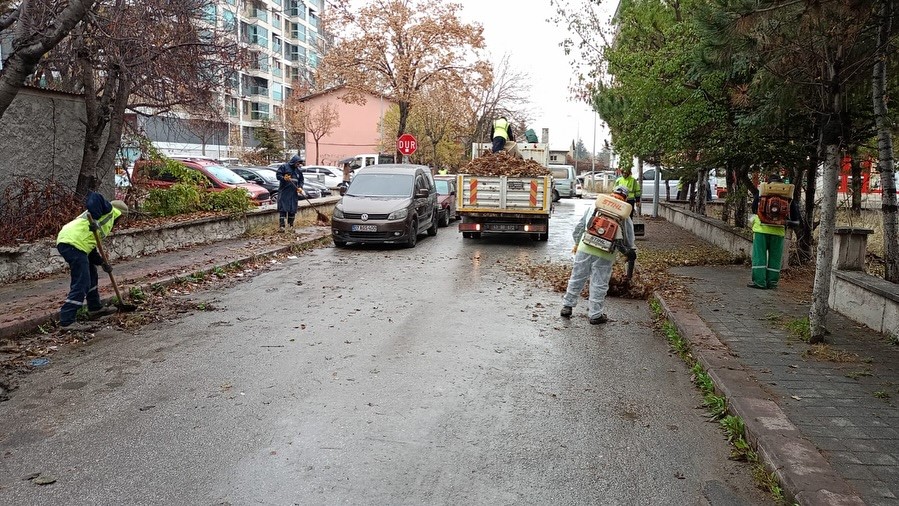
560,185,637,325
56,192,128,331
276,154,305,231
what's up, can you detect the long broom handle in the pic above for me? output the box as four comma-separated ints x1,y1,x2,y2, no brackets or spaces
89,218,125,304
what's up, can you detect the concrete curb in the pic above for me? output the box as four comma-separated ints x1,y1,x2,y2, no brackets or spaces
653,292,865,506
0,231,332,341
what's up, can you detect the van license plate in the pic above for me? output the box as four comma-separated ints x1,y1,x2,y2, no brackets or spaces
351,225,377,232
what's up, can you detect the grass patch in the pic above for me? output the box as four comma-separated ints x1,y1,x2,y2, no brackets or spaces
650,296,788,504
784,317,811,343
874,390,891,400
846,369,873,380
803,344,861,363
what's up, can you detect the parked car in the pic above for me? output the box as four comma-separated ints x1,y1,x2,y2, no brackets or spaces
132,158,270,204
338,153,396,171
331,164,439,248
232,166,330,200
433,176,457,227
301,165,344,189
549,164,577,201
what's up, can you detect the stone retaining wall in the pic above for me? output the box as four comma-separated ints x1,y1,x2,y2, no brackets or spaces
0,198,338,284
659,203,791,264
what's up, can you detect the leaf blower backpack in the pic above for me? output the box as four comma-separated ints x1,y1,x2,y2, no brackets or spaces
757,182,794,226
583,194,632,252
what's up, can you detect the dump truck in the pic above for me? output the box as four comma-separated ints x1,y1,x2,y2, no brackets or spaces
456,143,553,241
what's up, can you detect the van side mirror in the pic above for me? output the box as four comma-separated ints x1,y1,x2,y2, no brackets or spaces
415,188,430,198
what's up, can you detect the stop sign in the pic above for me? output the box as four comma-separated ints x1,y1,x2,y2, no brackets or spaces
397,133,417,156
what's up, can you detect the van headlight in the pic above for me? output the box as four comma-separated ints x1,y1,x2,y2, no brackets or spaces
388,208,408,220
333,207,345,218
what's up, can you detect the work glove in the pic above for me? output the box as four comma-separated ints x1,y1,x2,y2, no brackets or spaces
571,244,578,254
283,174,291,181
101,262,112,274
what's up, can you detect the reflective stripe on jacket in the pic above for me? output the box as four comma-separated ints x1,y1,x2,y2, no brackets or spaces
493,118,510,140
56,208,121,253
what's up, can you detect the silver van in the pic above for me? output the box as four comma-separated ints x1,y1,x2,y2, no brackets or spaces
549,164,577,201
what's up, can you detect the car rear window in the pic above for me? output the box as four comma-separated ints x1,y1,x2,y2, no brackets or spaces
256,169,279,183
551,168,572,180
348,173,413,197
206,165,246,184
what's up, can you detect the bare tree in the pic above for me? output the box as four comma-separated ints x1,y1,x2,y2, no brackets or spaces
322,0,489,159
35,0,243,197
0,0,96,120
463,54,533,155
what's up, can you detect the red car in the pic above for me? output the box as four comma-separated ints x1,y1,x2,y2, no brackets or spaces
132,158,270,204
433,176,457,227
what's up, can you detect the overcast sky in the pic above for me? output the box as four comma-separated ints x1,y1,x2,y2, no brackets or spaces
457,0,619,152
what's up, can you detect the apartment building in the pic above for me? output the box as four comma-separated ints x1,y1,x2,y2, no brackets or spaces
142,0,326,161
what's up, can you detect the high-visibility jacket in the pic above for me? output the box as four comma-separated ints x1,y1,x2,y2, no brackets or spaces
751,214,786,237
57,207,122,253
493,118,510,140
614,175,641,198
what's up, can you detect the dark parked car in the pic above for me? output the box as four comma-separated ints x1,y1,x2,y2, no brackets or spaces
331,164,439,248
433,176,457,227
232,166,330,200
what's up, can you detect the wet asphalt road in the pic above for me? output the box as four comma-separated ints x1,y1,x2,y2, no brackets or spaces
0,198,770,505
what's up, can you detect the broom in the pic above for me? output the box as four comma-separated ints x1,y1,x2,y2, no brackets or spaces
285,178,330,225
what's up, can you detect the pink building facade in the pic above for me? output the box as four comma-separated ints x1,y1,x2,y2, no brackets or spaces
300,86,395,165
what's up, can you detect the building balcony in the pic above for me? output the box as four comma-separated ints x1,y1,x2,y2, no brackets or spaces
247,86,269,97
250,110,270,120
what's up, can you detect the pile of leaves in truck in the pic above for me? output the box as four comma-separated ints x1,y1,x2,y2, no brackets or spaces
461,152,551,177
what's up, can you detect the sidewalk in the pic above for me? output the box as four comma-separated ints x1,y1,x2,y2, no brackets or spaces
0,226,331,341
657,265,899,505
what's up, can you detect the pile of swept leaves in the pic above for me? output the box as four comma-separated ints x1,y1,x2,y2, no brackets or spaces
501,243,740,300
461,152,551,177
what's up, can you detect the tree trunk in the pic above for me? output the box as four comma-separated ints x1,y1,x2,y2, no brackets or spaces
850,152,862,214
0,0,95,120
722,162,734,224
810,142,840,342
695,168,708,215
798,151,818,264
95,78,130,191
76,66,120,198
873,0,899,283
809,53,845,343
396,101,410,161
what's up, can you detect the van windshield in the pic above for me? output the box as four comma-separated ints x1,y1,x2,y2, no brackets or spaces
348,173,413,197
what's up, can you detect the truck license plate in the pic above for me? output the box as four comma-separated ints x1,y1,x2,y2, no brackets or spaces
351,225,377,232
488,224,519,231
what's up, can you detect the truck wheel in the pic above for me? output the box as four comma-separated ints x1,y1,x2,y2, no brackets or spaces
539,233,548,241
406,218,418,248
552,189,560,202
472,232,481,239
439,209,450,227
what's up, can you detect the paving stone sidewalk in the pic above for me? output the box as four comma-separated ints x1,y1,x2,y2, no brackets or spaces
667,265,899,505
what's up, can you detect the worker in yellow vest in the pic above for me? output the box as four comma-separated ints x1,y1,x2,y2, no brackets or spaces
748,174,799,289
491,116,514,153
56,192,128,331
614,168,641,217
